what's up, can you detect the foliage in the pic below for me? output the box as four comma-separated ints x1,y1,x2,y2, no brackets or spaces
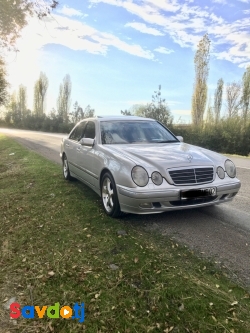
0,57,8,105
173,116,250,156
0,0,58,51
57,74,72,123
191,34,210,126
214,78,223,123
241,66,250,123
226,81,241,118
70,102,95,123
121,85,173,126
33,71,49,116
120,109,132,116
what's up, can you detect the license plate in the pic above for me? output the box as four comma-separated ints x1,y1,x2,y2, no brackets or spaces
180,187,216,200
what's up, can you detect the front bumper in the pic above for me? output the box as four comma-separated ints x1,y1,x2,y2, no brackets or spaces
117,181,241,214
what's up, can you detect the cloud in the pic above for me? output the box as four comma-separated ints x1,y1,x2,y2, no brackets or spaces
8,14,155,60
154,47,174,54
56,5,85,17
125,22,164,36
89,0,250,67
212,0,227,4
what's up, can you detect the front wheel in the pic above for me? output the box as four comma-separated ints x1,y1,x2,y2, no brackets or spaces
63,155,73,180
101,172,122,218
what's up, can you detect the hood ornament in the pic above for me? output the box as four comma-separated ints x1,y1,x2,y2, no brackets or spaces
187,154,193,162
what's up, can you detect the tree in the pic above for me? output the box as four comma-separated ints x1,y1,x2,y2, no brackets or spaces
57,74,72,123
121,109,132,116
214,78,223,123
226,81,241,118
71,101,84,123
17,84,27,117
5,92,22,125
33,72,48,116
191,34,210,126
0,57,8,106
134,85,173,126
84,105,95,118
241,66,250,124
205,97,214,124
0,0,58,51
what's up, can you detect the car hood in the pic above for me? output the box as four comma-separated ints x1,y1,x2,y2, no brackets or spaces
106,142,226,170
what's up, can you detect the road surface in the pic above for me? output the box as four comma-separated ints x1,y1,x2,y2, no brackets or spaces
1,128,250,288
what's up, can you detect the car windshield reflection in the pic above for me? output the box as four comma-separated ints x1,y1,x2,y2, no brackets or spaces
101,120,178,144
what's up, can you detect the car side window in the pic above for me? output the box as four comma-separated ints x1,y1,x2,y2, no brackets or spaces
69,122,87,141
84,121,95,139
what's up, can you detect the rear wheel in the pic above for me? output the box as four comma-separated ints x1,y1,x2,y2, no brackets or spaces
63,155,73,180
101,172,122,218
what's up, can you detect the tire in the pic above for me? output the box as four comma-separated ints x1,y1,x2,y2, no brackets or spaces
62,155,73,181
101,172,123,218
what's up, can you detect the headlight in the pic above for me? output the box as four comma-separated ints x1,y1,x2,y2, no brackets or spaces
151,171,163,185
131,166,149,187
225,160,236,178
217,166,225,179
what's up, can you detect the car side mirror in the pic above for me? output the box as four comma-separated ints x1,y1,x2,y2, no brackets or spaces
79,138,95,147
176,136,184,142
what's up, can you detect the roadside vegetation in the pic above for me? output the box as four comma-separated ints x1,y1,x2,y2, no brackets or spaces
1,135,250,333
1,42,250,156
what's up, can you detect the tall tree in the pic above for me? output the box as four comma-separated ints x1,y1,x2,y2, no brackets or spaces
0,0,58,50
57,74,72,123
226,81,241,118
214,78,223,123
0,57,8,106
206,97,214,124
191,34,210,126
17,84,27,117
5,92,22,125
33,72,48,115
241,66,250,123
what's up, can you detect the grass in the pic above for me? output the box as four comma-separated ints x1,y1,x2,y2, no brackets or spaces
0,134,250,333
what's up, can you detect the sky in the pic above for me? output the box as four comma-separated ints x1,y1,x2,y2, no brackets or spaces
4,0,250,123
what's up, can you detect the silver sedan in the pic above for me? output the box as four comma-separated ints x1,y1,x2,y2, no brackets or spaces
60,116,241,218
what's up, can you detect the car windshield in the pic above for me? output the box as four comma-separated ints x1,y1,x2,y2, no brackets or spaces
100,120,178,144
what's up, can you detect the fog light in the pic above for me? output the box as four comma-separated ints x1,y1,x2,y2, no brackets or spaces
217,166,225,179
139,203,153,208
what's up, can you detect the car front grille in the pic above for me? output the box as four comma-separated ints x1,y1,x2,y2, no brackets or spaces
168,167,214,185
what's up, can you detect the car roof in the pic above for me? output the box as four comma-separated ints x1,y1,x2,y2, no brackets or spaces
85,116,156,122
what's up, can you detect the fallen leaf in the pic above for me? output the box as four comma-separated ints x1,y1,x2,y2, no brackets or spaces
109,264,119,270
178,303,184,311
134,257,138,263
48,271,55,277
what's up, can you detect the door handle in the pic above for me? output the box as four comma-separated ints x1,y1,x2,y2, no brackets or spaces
65,144,70,147
76,148,81,151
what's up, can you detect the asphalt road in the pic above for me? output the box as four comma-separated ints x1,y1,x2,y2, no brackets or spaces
1,128,250,288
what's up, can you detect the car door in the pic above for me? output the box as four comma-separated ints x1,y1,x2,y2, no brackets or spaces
65,121,87,177
76,121,98,187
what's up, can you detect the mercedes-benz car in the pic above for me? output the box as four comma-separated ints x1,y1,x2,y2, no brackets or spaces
60,116,241,218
